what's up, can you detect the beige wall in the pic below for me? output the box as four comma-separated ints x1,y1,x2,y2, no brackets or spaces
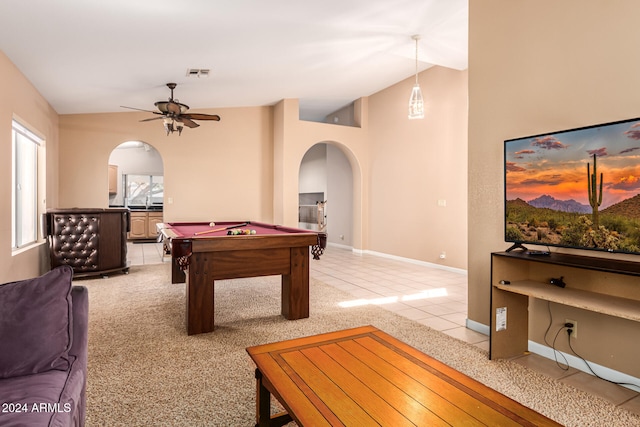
368,66,469,269
57,68,468,263
59,106,274,222
1,50,468,278
469,0,640,376
0,51,59,282
274,98,370,249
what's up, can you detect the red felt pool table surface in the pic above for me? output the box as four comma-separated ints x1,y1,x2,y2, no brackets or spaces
157,221,325,335
165,221,311,238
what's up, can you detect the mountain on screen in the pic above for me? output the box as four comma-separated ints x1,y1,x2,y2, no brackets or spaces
528,195,591,213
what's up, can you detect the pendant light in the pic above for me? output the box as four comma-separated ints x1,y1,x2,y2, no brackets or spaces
408,35,424,119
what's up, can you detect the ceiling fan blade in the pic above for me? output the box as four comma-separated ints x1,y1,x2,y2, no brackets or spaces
121,105,161,114
183,113,221,121
139,116,166,122
176,117,199,128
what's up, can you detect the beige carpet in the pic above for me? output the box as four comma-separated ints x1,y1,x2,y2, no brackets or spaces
79,264,640,426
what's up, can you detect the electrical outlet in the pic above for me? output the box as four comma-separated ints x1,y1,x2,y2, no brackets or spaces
566,318,577,339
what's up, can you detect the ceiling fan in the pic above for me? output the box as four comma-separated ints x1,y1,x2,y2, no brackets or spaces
121,83,221,135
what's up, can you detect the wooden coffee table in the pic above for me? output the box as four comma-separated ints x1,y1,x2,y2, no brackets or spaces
246,325,561,427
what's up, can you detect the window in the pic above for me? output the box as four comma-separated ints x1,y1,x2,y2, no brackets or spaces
12,120,42,249
124,174,164,207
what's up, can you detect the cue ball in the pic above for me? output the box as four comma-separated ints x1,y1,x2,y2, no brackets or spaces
209,222,216,227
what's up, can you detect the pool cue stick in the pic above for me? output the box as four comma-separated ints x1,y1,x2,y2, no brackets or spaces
194,222,249,236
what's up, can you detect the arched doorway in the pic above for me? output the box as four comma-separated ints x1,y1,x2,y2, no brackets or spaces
108,141,163,208
299,142,354,248
108,141,164,240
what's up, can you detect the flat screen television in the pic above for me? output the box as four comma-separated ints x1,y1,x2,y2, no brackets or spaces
504,117,640,255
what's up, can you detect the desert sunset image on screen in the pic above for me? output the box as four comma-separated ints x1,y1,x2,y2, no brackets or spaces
504,117,640,254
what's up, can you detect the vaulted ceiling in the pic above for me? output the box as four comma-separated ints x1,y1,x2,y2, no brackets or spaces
0,0,467,121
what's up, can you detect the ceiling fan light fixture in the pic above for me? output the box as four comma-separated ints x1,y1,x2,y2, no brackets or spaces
408,35,425,120
156,102,169,114
155,101,189,115
163,117,173,135
122,82,220,136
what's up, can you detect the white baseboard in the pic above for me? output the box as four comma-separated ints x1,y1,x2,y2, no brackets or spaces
346,247,467,275
466,319,490,336
326,242,353,251
460,321,640,392
461,320,640,393
528,341,640,393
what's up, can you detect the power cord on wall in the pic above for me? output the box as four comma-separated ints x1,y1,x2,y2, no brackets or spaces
565,328,640,390
546,304,640,390
543,302,570,370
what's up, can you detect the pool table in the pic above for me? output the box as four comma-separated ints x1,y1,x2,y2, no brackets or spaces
157,221,327,335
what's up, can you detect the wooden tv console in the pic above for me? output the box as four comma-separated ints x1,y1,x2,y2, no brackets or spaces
490,251,640,360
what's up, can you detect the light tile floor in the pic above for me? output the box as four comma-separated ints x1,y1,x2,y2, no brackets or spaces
127,242,640,417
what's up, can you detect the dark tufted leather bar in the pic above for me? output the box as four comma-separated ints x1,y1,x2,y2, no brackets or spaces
44,208,130,277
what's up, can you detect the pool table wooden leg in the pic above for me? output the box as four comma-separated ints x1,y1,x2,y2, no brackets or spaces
171,259,186,284
186,252,215,335
281,246,309,320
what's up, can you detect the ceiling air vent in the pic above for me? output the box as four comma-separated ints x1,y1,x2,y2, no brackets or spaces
186,68,210,78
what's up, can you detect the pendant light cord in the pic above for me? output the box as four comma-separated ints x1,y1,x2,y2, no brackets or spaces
415,36,419,84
